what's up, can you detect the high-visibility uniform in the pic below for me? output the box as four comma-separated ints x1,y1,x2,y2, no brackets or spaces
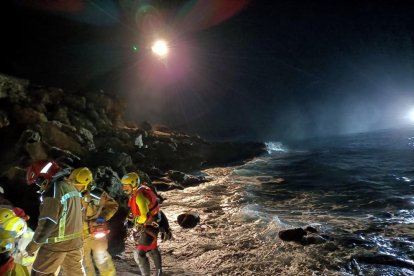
0,256,30,276
81,189,118,276
25,178,85,276
128,185,162,276
13,227,36,269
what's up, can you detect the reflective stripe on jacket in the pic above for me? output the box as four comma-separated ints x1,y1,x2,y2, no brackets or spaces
33,179,83,251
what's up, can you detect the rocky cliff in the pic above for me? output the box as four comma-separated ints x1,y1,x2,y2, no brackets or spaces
0,73,266,232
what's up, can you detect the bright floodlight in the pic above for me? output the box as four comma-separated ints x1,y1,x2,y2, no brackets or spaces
409,109,414,122
151,40,169,58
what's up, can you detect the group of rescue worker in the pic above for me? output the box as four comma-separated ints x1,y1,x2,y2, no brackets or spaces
0,159,172,276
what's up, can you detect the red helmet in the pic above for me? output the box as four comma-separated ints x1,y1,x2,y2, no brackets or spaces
26,160,60,185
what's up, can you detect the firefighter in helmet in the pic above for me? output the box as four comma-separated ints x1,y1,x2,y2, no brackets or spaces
0,229,30,275
25,160,85,276
69,167,118,276
1,215,36,268
0,208,15,225
121,172,171,276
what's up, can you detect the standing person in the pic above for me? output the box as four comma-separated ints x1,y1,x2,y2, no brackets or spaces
25,160,85,276
121,172,171,276
0,229,30,276
69,167,118,276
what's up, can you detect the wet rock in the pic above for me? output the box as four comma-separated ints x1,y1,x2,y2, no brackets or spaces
336,235,376,248
353,224,383,234
323,242,339,251
304,225,318,233
278,228,307,243
166,170,208,187
301,234,327,245
350,258,363,276
354,254,414,270
152,178,184,191
177,212,200,229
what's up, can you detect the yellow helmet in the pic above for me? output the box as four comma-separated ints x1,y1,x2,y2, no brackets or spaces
0,230,15,253
121,172,140,189
69,167,93,192
2,216,27,238
0,208,15,225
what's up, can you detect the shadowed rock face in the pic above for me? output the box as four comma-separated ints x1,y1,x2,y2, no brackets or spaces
0,73,266,252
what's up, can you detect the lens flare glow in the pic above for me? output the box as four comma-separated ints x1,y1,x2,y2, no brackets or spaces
408,109,414,122
151,40,169,58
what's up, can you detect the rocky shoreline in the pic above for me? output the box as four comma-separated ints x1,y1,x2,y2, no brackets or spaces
114,166,333,276
0,73,265,244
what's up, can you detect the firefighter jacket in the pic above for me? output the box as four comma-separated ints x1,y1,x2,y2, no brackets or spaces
128,185,159,225
81,189,119,238
26,177,83,253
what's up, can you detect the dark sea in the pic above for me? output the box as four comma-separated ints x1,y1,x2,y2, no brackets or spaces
233,127,414,275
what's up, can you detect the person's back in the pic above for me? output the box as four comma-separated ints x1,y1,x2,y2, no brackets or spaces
25,160,85,276
70,167,118,276
38,179,83,252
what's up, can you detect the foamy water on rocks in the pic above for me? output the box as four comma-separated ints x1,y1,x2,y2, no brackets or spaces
115,127,414,275
115,167,347,275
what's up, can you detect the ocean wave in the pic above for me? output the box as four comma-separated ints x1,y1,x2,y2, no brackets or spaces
265,141,288,153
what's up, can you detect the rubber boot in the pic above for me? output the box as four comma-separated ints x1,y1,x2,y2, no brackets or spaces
134,250,150,276
149,248,163,276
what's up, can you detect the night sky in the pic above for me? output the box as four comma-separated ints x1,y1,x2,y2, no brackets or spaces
2,0,414,141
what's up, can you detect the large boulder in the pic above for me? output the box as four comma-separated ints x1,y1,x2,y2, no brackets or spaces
0,74,28,102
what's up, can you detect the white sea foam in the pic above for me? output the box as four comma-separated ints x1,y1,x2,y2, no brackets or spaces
265,141,288,153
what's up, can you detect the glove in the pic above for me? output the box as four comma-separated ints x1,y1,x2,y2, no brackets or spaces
25,241,39,257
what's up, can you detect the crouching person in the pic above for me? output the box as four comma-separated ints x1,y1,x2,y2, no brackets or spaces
25,160,85,276
69,167,118,276
0,229,30,275
1,215,36,269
